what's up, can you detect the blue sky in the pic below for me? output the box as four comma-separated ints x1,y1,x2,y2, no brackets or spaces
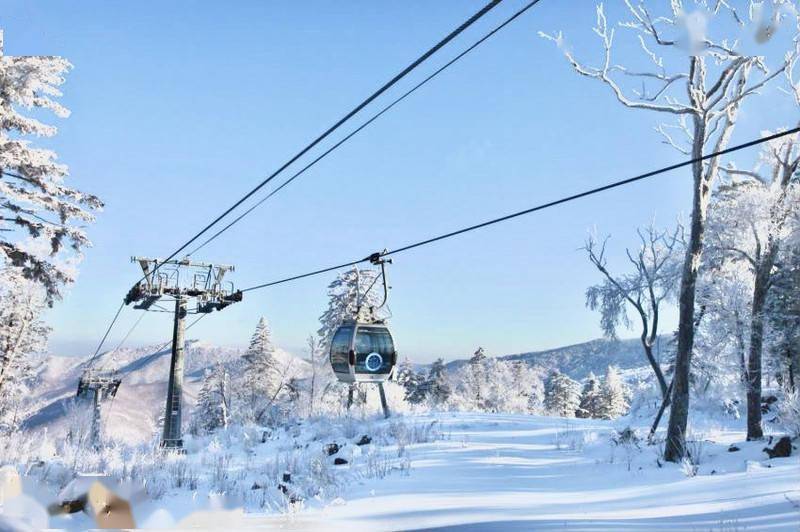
2,1,795,361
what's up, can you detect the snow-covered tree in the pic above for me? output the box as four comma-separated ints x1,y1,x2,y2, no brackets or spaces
544,370,581,418
396,358,425,405
395,357,415,389
425,358,451,407
192,363,230,434
707,129,800,439
0,267,49,432
696,261,754,388
598,366,629,420
542,0,798,461
317,267,385,352
584,223,684,400
576,372,603,419
464,347,489,409
240,317,283,423
0,30,103,303
508,360,544,414
767,245,800,391
305,333,336,417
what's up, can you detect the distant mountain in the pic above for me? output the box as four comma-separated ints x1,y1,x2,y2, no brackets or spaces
23,340,307,444
445,335,674,380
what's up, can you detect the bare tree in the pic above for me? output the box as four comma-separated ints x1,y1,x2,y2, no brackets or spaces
584,223,684,400
708,130,800,439
541,0,797,461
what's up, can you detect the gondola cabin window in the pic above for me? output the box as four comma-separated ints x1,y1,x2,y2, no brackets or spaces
354,326,394,374
330,325,353,374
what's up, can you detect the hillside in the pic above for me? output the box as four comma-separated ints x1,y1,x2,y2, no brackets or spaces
445,335,674,379
24,340,307,444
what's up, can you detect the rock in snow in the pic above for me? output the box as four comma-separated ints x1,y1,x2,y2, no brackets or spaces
764,436,793,459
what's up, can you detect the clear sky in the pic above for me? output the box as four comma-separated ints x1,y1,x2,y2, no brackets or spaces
2,1,795,362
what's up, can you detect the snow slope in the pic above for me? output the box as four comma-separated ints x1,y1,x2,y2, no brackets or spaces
240,413,799,531
24,341,306,444
38,412,799,531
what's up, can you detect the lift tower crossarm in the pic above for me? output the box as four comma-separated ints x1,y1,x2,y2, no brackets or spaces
123,256,241,450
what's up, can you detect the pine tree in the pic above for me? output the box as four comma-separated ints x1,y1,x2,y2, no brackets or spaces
576,372,602,419
544,370,581,418
317,267,384,352
425,358,451,407
395,358,424,404
597,366,628,420
467,347,488,409
0,30,103,303
192,363,230,434
241,317,283,422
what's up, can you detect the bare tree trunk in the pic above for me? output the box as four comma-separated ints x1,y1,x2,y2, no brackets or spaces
734,311,748,383
746,288,766,440
647,301,669,400
746,245,778,440
642,337,668,399
665,119,711,462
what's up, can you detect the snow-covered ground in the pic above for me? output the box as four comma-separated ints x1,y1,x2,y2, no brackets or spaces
17,412,797,531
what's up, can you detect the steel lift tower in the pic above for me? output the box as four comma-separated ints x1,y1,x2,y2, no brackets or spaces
76,371,121,449
124,257,242,450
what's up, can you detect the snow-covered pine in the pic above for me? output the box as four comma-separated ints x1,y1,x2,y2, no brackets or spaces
544,370,581,418
0,267,49,433
317,267,385,352
395,358,414,389
465,347,488,409
597,366,628,420
395,357,425,405
576,371,602,419
425,358,451,407
191,363,231,435
508,360,543,414
240,317,283,423
0,30,103,303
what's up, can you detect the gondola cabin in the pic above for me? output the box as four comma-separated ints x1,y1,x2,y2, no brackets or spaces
330,320,397,383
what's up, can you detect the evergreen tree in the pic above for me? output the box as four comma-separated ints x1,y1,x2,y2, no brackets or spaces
241,317,283,422
317,267,384,352
576,372,602,419
544,370,581,418
192,363,230,434
0,30,103,302
425,358,451,407
597,366,628,420
467,347,488,408
396,358,424,404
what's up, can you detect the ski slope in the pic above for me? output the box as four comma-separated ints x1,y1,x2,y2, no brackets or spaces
241,413,799,530
52,412,793,531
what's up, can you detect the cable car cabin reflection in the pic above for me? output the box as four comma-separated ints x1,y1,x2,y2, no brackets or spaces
330,320,397,383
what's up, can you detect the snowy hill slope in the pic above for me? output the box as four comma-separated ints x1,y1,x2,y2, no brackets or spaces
24,341,307,444
446,335,674,379
33,412,800,531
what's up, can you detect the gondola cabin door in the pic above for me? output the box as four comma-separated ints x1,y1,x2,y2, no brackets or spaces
330,321,396,384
